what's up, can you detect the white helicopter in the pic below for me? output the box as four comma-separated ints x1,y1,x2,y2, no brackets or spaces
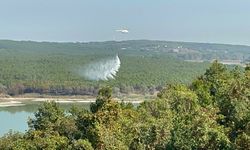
116,28,129,33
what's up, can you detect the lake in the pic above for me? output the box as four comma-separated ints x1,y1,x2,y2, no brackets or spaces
0,102,91,136
0,96,144,136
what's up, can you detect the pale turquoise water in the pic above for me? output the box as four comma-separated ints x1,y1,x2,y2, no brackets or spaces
0,102,91,136
0,111,31,136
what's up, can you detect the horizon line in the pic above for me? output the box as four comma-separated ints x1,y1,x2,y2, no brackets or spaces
0,38,249,47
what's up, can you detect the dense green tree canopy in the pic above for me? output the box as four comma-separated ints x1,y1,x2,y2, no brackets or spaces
2,40,249,96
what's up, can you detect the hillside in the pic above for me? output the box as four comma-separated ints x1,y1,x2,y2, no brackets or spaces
0,40,249,96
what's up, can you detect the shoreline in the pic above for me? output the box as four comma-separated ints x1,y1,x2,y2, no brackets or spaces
0,96,145,107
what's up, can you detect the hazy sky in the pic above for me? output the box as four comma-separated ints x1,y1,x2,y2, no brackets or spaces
1,0,250,45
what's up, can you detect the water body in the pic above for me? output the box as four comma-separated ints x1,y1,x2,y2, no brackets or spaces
0,102,91,136
0,111,31,136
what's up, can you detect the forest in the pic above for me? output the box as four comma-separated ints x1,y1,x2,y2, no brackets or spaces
0,40,249,96
0,61,249,149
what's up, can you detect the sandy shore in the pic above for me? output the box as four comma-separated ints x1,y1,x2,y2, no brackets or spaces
0,101,25,107
0,97,144,107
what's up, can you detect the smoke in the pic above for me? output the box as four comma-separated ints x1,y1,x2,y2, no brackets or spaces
79,55,121,81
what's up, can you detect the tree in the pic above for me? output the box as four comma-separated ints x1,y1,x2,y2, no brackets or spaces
71,139,94,150
90,86,112,113
158,84,232,149
28,101,65,131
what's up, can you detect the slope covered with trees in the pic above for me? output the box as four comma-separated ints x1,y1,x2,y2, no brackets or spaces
0,40,208,96
0,40,249,96
0,61,249,149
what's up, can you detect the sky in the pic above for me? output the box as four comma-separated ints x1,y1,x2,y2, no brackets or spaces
0,0,250,45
